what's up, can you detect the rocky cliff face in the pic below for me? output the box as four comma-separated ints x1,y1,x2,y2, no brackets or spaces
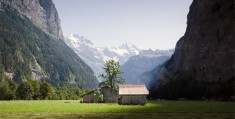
155,0,234,86
0,0,63,39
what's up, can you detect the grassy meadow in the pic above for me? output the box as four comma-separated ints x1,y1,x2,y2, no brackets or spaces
0,100,234,119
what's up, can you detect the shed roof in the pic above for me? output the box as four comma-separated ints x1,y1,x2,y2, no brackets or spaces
81,89,99,97
119,84,149,95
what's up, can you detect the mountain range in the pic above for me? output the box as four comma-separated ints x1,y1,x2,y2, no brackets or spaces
64,34,173,82
64,34,140,81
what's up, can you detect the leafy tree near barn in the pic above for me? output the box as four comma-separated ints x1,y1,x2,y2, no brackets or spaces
99,59,124,89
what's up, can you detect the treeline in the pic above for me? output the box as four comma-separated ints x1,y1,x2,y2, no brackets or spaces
0,79,89,100
150,71,235,101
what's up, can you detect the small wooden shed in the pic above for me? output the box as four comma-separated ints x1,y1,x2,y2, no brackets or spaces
101,86,119,103
81,90,102,103
118,84,149,105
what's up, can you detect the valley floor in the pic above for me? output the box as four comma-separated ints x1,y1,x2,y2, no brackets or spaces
0,100,234,119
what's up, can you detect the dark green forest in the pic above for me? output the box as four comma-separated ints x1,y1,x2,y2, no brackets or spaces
0,6,98,89
0,79,89,100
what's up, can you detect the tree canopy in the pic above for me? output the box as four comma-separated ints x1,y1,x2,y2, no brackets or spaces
99,59,124,89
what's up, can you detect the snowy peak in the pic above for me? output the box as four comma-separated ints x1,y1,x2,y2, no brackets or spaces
65,34,93,46
102,43,140,57
119,43,140,55
120,43,139,51
64,34,140,63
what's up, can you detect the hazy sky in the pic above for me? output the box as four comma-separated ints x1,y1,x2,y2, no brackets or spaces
53,0,193,50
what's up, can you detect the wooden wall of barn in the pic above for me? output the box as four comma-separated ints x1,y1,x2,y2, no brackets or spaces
82,92,101,103
119,95,147,105
101,87,119,103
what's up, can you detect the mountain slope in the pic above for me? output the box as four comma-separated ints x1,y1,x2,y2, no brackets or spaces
151,0,234,99
121,49,173,89
135,64,164,90
0,1,98,89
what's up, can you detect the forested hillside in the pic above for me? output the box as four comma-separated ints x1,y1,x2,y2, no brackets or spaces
0,6,98,89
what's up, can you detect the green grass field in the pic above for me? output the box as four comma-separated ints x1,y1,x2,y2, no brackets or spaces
0,100,234,119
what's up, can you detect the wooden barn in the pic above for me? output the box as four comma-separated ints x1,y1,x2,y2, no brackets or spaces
101,86,119,103
81,89,103,103
118,84,149,105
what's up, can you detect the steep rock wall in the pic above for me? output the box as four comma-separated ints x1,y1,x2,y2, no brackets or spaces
0,0,63,39
156,0,234,86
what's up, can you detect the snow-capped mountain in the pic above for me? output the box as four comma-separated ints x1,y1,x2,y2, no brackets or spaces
64,34,140,81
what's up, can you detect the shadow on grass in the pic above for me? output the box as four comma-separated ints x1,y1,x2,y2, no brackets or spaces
0,112,234,119
98,100,235,113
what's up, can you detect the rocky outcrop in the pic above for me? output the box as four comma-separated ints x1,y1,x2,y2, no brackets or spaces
0,0,63,39
155,0,234,86
38,0,63,39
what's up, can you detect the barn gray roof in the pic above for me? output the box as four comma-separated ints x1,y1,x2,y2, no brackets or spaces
119,84,149,95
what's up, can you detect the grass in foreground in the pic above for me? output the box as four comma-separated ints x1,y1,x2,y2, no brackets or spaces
0,112,234,119
0,100,234,113
0,100,234,119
